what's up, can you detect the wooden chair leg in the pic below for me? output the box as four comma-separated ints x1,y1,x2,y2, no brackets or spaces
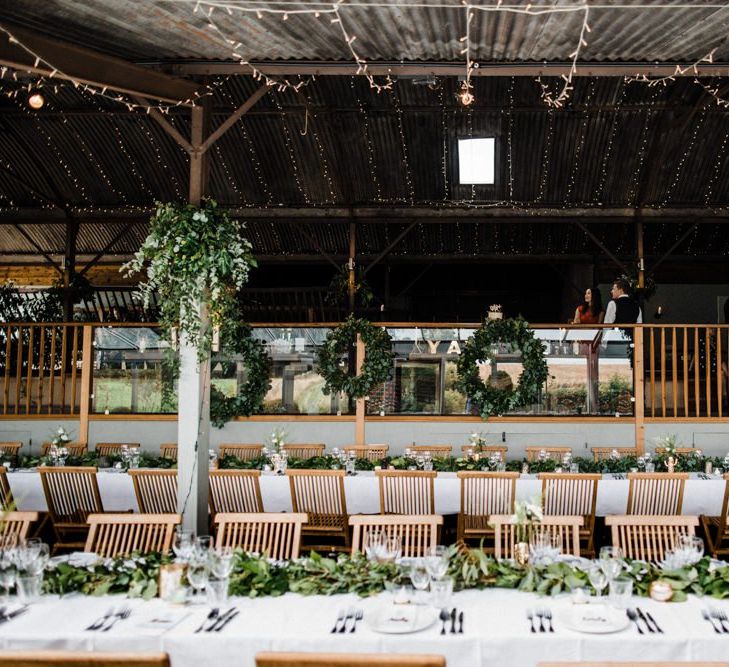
701,516,718,558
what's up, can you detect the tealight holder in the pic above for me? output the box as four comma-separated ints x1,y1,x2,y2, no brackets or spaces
649,580,673,602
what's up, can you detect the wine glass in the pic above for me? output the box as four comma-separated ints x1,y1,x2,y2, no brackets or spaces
209,546,235,580
186,558,209,604
194,535,213,559
409,562,430,603
0,547,17,602
424,546,449,579
364,530,385,561
173,529,194,564
599,546,624,581
382,536,402,563
588,565,608,597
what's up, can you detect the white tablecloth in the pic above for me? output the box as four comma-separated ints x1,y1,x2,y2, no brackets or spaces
8,470,728,517
2,589,729,667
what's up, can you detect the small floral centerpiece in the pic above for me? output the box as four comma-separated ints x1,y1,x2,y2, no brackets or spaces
468,432,488,452
487,304,503,320
51,426,71,448
654,434,680,458
510,496,543,565
269,428,287,453
48,426,71,466
267,428,288,474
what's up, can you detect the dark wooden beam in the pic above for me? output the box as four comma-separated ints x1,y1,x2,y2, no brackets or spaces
650,222,701,272
574,220,629,274
11,224,63,274
78,224,132,276
0,22,200,104
362,219,419,276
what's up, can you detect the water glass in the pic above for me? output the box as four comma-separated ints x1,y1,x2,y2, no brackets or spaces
173,529,194,564
379,536,401,564
364,530,385,561
424,546,449,579
206,577,230,606
608,576,633,609
569,463,580,474
645,461,656,473
529,532,561,566
16,573,42,604
0,551,16,601
430,576,453,609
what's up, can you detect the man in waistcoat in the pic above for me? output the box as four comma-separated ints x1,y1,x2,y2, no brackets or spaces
604,278,642,324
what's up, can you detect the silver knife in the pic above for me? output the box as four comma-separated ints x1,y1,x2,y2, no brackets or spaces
215,609,239,632
207,607,235,632
636,607,655,633
644,610,663,633
0,607,28,624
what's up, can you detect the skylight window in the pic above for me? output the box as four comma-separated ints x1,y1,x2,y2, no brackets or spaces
458,138,495,185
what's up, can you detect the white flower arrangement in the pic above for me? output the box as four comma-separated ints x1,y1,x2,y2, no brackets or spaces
51,426,71,448
269,428,287,453
487,304,504,320
654,433,680,457
468,432,488,451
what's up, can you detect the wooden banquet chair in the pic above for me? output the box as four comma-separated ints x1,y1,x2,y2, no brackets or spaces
39,467,104,553
128,469,178,513
0,511,39,546
591,447,638,461
218,443,264,461
411,445,453,457
0,441,22,458
456,471,519,543
626,472,688,514
256,653,445,667
342,444,389,461
41,442,87,457
0,652,170,667
539,473,601,557
462,445,508,459
375,470,436,514
349,514,443,558
85,513,180,557
214,512,308,559
0,466,14,511
605,515,699,562
655,447,699,456
287,469,350,551
526,446,572,462
209,469,263,515
489,515,583,559
94,442,140,457
282,443,326,459
159,443,177,460
701,473,729,558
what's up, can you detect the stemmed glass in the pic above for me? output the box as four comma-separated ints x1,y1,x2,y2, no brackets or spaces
194,535,213,560
0,546,17,601
187,556,209,604
588,565,608,597
424,546,449,580
364,530,385,562
173,529,194,564
409,562,430,604
209,546,235,580
599,546,624,583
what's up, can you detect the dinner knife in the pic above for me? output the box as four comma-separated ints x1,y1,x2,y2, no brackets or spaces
207,607,235,632
215,609,239,632
0,606,28,625
450,607,457,634
645,610,663,634
635,608,655,633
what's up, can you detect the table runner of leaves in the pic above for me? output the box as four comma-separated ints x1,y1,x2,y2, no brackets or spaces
42,548,729,603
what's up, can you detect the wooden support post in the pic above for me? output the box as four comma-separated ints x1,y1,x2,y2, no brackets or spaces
63,217,79,322
78,325,93,446
355,333,365,446
636,217,645,289
348,221,356,313
633,326,645,453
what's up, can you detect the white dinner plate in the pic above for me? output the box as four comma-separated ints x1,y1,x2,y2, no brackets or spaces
364,604,438,634
560,604,630,634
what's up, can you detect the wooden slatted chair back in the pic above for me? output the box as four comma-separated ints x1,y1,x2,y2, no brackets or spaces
349,514,443,558
0,652,171,667
591,447,639,461
218,444,264,461
0,467,13,511
95,443,140,457
626,473,688,514
283,444,326,459
0,511,39,546
605,515,699,562
287,470,348,547
41,442,87,457
39,466,103,524
410,445,452,457
702,473,729,558
538,663,729,667
209,470,263,515
213,512,307,559
159,443,177,460
128,469,178,513
489,515,583,559
256,652,446,667
456,471,519,541
0,442,22,458
461,445,508,458
85,513,181,557
342,445,389,461
655,447,699,456
525,447,572,462
375,470,436,514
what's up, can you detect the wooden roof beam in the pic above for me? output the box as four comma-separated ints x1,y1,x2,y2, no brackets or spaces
0,22,200,104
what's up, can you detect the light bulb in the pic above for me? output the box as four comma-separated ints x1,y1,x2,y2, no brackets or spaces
458,86,474,107
28,92,44,109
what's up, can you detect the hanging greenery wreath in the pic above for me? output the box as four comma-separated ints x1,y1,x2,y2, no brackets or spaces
456,317,549,420
209,322,272,428
316,315,394,399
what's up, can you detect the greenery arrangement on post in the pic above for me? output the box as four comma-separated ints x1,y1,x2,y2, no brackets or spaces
456,317,549,419
316,315,394,399
123,200,257,360
210,320,272,428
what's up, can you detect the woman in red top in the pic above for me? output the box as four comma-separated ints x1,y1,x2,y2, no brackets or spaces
573,286,604,324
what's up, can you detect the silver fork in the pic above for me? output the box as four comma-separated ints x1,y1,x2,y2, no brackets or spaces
339,607,355,633
712,609,729,634
331,609,345,633
536,608,545,632
102,606,131,632
544,608,554,633
86,607,115,631
526,609,536,633
350,609,364,633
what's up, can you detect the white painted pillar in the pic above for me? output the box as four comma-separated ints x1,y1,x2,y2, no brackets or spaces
176,303,210,535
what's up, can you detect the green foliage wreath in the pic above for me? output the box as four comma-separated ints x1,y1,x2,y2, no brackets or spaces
316,315,394,399
456,317,549,419
209,322,272,428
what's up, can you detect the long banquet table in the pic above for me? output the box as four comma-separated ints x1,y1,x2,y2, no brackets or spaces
2,589,729,667
7,469,728,517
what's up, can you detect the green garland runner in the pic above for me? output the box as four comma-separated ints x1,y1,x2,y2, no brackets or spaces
456,317,549,419
316,315,394,399
42,549,729,603
210,322,272,428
